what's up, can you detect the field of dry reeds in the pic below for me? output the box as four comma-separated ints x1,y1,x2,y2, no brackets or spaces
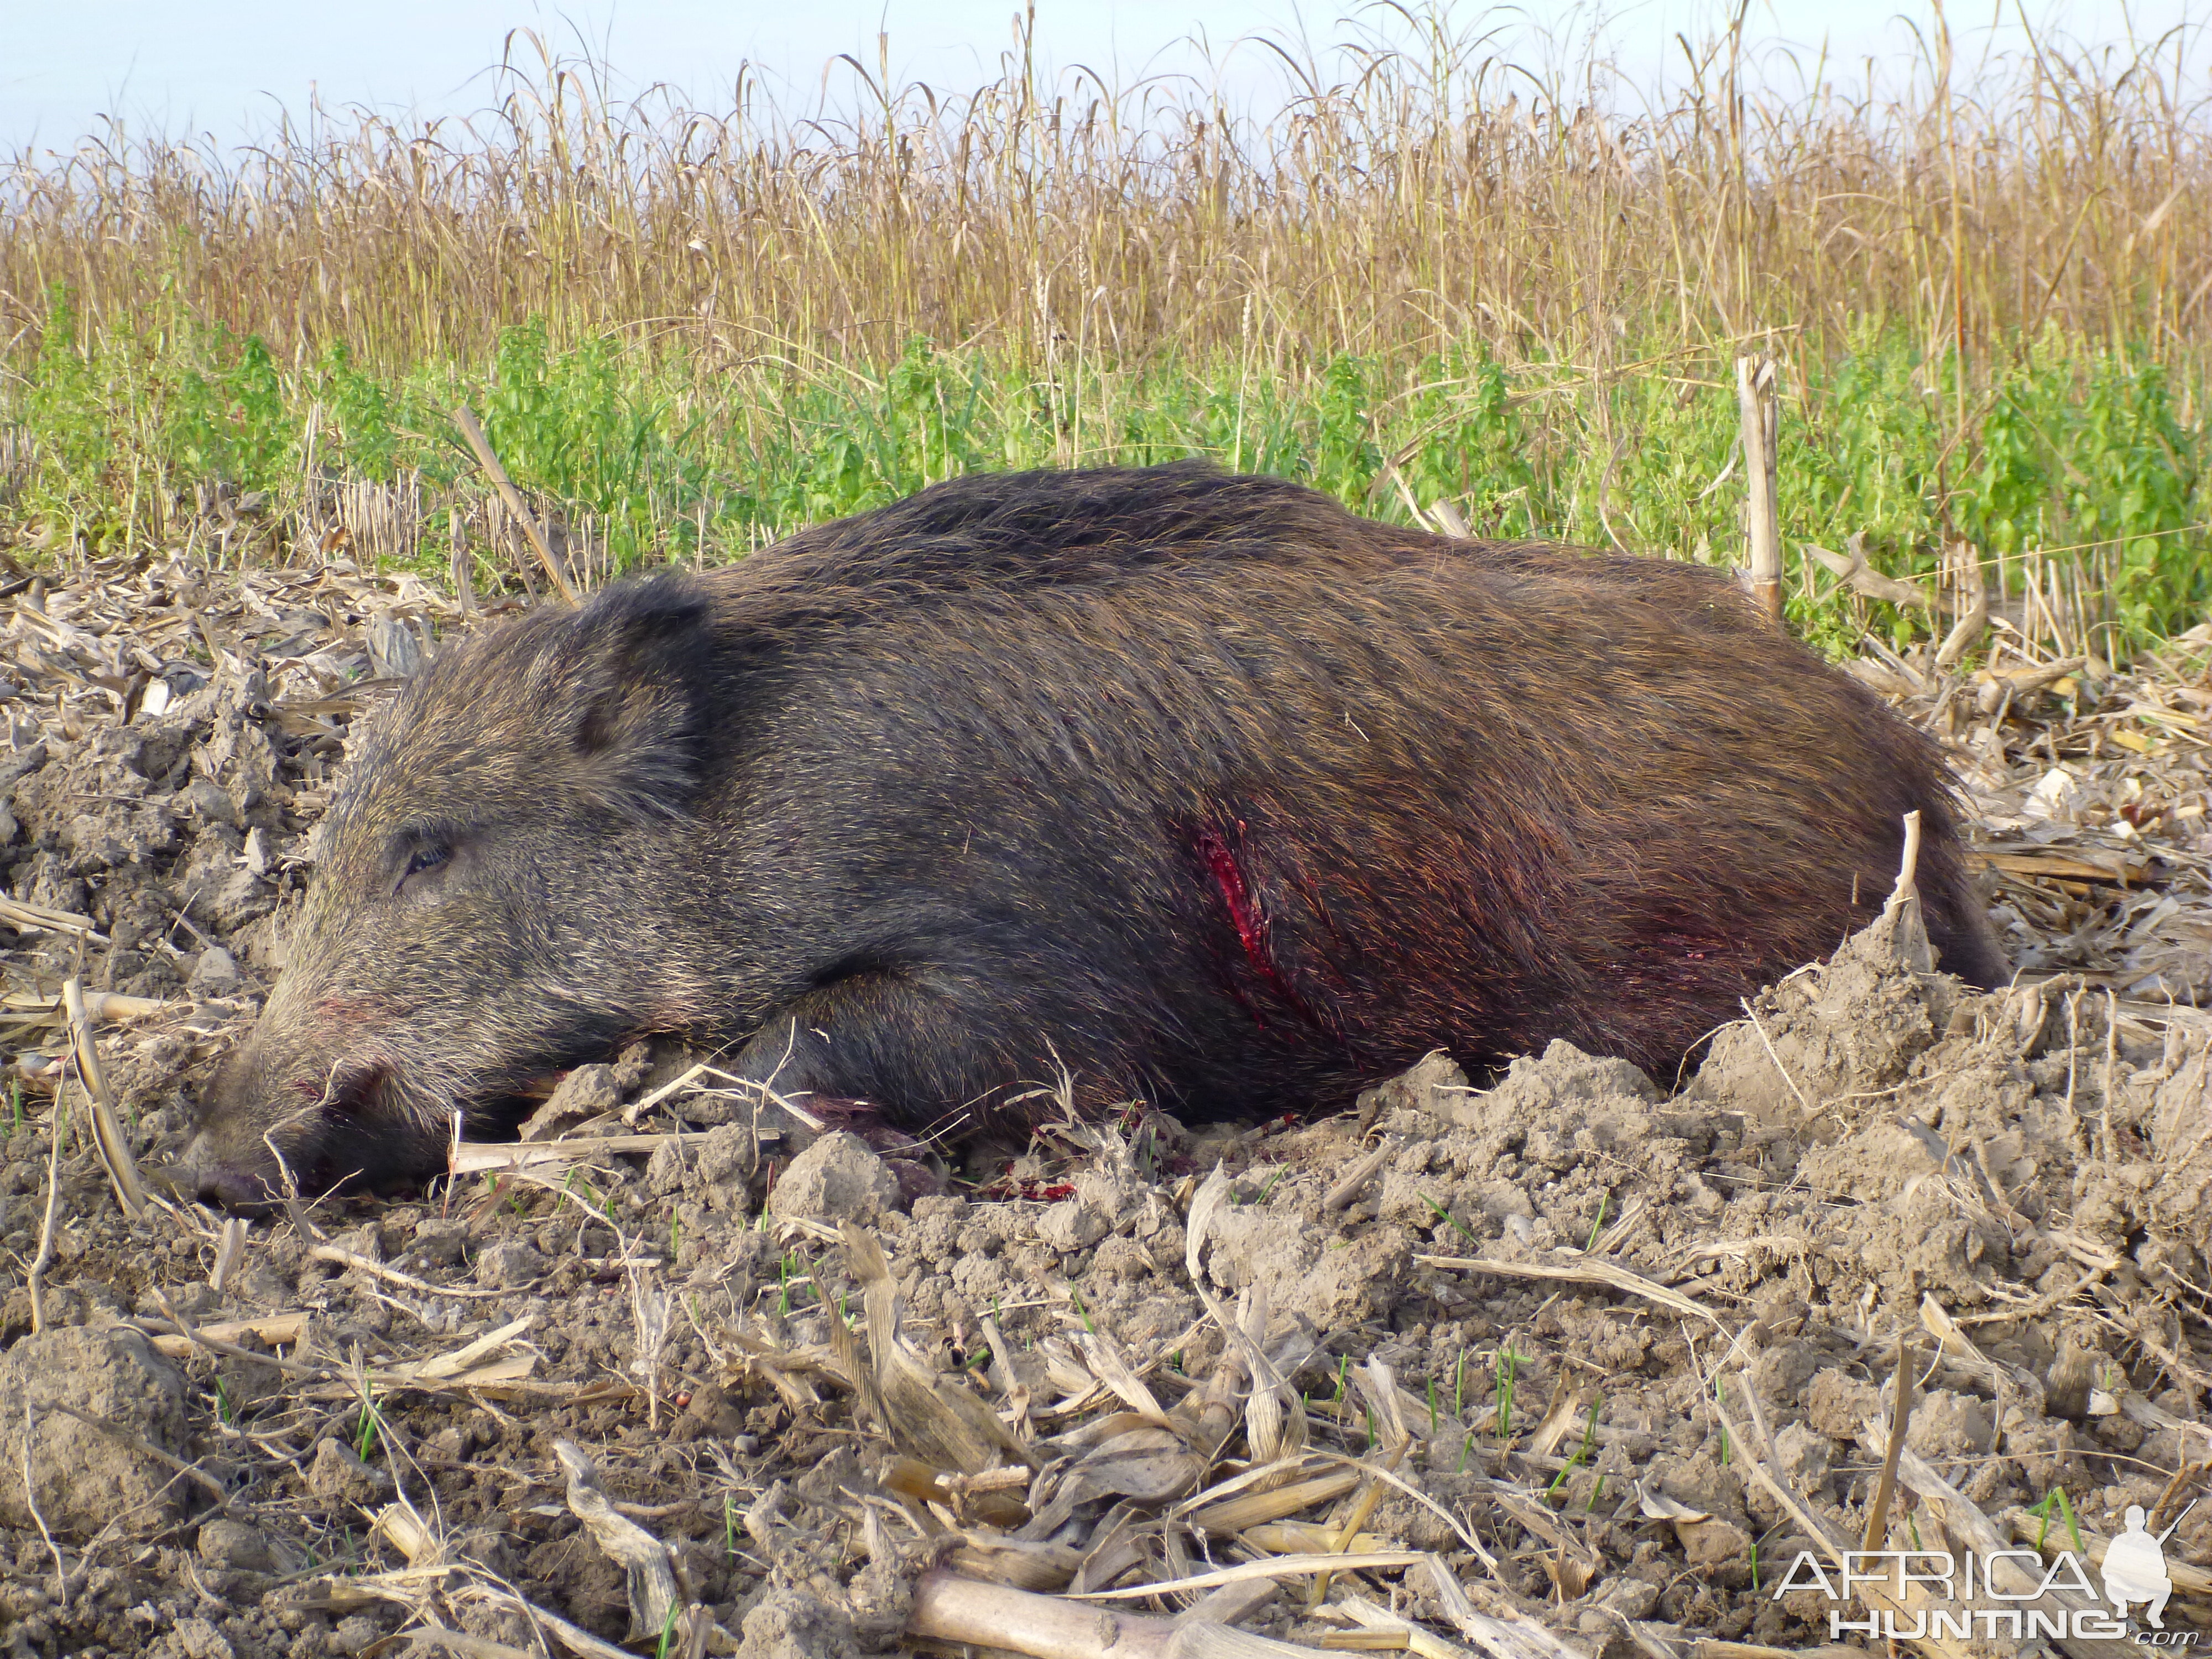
3,4,2211,656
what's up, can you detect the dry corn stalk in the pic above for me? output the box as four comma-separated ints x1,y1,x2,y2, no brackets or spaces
842,1223,1034,1473
64,978,146,1217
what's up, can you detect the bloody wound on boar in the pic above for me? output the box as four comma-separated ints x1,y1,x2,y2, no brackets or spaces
182,462,2006,1206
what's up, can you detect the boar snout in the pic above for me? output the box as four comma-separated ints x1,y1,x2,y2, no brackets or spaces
177,1135,285,1213
185,1019,429,1206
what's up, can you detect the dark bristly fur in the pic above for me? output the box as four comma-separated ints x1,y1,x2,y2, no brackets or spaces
182,462,2006,1206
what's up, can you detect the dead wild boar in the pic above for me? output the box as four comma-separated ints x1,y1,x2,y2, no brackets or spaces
182,461,2006,1205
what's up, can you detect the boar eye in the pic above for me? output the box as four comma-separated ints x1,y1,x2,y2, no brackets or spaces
394,841,451,896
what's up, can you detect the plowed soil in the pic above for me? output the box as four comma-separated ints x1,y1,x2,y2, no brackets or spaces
1,556,2208,1659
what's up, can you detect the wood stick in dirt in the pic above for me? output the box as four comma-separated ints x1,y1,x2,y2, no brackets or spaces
452,407,577,605
0,894,106,943
137,1311,309,1359
307,1243,519,1299
1883,810,1924,921
1736,353,1783,625
1,988,166,1022
449,505,478,616
1932,539,1989,669
25,1097,65,1334
63,978,147,1217
1861,1333,1917,1553
1805,535,1959,615
906,1569,1317,1659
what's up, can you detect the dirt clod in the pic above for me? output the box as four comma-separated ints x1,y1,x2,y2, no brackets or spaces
767,1132,899,1227
0,1324,188,1540
306,1437,392,1506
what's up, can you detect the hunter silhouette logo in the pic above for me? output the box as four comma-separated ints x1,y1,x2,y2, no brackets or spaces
2106,1504,2193,1629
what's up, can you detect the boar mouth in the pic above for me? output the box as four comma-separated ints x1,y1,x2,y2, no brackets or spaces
186,1030,619,1211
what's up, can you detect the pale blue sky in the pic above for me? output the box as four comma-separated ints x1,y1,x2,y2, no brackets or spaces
4,1,2202,155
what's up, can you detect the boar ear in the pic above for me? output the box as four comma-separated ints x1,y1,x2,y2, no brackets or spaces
550,580,714,821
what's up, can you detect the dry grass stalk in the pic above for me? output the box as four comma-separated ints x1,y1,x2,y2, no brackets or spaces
450,1128,738,1176
0,896,106,944
1307,1420,1413,1608
1182,1169,1307,1465
1335,1598,1473,1659
1244,1522,1386,1554
1876,811,1935,975
1317,1630,1413,1651
2002,1508,2212,1598
1185,1468,1364,1534
307,1243,521,1300
392,1630,535,1659
619,1060,711,1124
370,1500,438,1566
10,17,2210,383
1524,1386,1592,1460
207,1216,248,1294
1067,1553,1430,1601
451,408,575,605
61,977,146,1217
41,1399,229,1504
1417,1559,1589,1659
842,1223,1034,1474
18,1407,65,1604
148,1290,326,1378
397,1315,538,1385
1,987,166,1022
1321,1140,1395,1213
1413,1253,1719,1326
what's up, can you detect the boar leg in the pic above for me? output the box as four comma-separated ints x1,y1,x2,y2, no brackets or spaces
731,970,1066,1141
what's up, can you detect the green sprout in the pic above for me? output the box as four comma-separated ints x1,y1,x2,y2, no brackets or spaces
2032,1486,2086,1554
1494,1349,1521,1442
354,1394,382,1461
1545,1396,1601,1505
1422,1193,1479,1246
